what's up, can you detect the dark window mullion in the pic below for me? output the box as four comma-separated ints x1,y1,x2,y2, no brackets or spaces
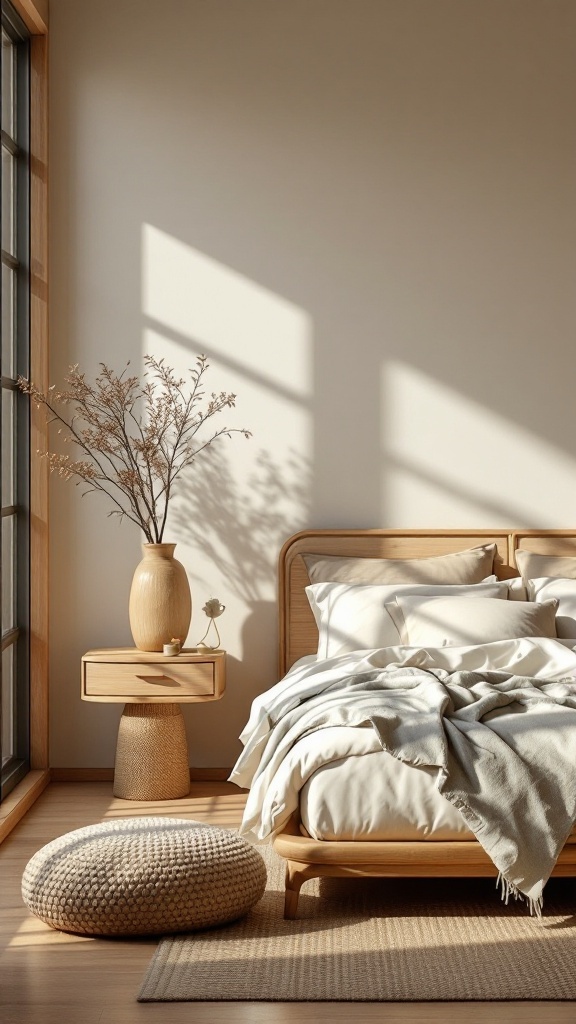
0,2,30,801
0,29,4,783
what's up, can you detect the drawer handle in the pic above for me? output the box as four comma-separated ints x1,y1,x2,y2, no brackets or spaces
135,674,176,685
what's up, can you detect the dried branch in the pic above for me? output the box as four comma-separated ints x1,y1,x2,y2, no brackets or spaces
19,355,251,543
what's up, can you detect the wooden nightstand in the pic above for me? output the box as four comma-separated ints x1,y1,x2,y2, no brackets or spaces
81,648,226,800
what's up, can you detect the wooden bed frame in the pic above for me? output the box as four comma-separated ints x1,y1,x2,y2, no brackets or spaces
272,528,576,918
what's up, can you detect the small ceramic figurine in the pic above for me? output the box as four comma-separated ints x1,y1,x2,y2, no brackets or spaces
197,598,225,650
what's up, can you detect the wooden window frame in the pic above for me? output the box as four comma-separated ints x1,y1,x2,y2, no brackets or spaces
0,0,48,842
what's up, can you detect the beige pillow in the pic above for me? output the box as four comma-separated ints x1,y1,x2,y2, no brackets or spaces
392,595,558,648
515,550,576,581
303,544,496,586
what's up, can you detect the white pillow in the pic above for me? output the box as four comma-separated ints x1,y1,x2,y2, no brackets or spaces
306,578,508,659
393,596,558,648
506,577,528,601
527,577,576,639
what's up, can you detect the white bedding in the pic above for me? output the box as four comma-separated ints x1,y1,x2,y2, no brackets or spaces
232,637,576,844
229,638,576,905
300,739,576,842
300,741,477,840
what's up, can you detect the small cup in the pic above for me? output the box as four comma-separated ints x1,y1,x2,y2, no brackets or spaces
163,642,180,657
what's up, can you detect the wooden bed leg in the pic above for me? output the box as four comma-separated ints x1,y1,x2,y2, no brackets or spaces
284,861,307,920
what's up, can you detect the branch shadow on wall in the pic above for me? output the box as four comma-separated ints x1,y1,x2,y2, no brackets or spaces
170,443,312,699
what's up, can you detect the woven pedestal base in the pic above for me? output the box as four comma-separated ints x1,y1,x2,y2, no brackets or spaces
114,703,190,800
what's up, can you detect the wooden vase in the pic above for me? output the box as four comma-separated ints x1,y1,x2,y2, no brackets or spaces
129,543,192,652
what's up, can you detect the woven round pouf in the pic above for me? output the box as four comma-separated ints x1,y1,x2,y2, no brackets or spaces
21,817,267,937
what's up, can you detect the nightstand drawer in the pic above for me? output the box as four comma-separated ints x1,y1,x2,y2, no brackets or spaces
84,660,215,699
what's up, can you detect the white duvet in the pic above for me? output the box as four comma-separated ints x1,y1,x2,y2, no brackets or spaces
300,740,478,841
231,637,576,842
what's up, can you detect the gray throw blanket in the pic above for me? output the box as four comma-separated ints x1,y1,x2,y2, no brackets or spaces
270,667,576,913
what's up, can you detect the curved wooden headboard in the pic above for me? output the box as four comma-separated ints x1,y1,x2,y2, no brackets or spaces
278,528,576,676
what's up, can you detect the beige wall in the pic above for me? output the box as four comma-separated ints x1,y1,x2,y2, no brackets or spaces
49,0,576,768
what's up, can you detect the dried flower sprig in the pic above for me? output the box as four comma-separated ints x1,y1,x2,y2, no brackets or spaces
18,355,251,543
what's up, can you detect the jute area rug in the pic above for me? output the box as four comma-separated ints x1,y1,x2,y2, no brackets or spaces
139,844,576,1002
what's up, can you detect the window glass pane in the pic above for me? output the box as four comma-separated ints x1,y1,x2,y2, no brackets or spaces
1,265,15,378
1,29,14,139
2,147,15,256
1,645,15,764
2,515,15,632
2,388,15,505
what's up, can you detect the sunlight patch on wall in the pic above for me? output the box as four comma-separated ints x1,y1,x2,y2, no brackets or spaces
382,362,576,527
142,224,312,404
141,225,313,632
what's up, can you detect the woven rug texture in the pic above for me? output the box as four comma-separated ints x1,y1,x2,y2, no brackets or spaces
139,844,576,1002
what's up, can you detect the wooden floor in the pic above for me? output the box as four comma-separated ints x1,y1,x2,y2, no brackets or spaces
0,782,574,1024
